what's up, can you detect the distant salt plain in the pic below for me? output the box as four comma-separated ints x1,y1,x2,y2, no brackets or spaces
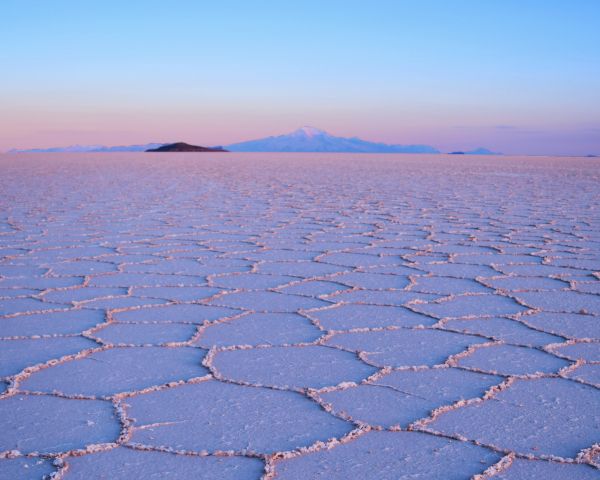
0,153,599,479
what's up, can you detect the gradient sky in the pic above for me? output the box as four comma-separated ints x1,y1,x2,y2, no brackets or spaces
1,0,599,155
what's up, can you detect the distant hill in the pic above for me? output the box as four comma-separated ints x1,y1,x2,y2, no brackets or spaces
9,143,166,153
450,147,501,155
226,126,439,153
146,142,227,152
465,147,501,155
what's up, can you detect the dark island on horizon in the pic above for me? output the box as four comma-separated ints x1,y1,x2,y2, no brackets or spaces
146,142,228,152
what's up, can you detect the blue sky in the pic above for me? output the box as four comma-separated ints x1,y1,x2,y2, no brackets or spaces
1,0,599,154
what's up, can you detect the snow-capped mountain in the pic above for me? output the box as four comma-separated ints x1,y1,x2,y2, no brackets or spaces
288,126,329,138
226,127,439,153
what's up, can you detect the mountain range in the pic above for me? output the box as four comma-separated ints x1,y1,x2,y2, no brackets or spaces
8,143,165,153
226,126,439,153
7,127,500,154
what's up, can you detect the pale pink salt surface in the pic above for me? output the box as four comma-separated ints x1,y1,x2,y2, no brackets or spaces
0,153,599,478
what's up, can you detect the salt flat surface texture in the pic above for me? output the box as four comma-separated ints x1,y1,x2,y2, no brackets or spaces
0,153,599,479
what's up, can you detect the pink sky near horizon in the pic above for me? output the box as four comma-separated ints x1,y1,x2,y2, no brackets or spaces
1,1,599,156
2,87,598,155
2,107,597,155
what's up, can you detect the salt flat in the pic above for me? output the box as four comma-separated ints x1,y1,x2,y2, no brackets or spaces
0,153,599,479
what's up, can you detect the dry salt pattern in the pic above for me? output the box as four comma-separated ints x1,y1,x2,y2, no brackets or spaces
0,153,599,479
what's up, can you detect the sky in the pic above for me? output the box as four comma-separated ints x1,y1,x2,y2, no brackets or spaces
1,0,599,155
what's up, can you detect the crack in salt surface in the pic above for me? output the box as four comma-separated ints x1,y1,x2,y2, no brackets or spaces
1,153,599,478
